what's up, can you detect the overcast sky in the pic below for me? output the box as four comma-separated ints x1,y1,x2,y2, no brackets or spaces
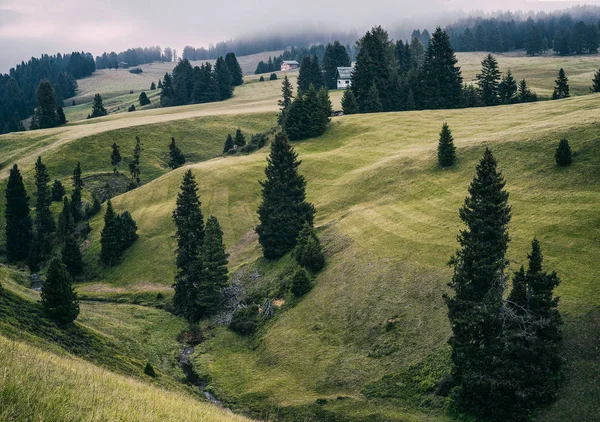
1,0,599,72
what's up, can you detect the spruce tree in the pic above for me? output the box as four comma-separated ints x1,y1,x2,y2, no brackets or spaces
256,132,315,259
34,156,55,246
293,222,325,271
129,136,142,186
437,122,456,168
70,185,83,222
32,80,59,129
111,142,121,174
100,200,120,265
150,81,157,90
57,107,66,125
172,170,205,321
518,79,537,103
5,164,32,262
27,234,43,273
278,75,294,125
57,197,75,240
51,180,65,201
591,68,600,93
89,93,108,118
322,41,351,89
197,216,229,316
555,138,572,166
62,235,83,277
160,72,175,107
234,128,246,147
552,68,570,99
139,92,151,106
41,257,79,324
498,70,518,104
477,54,502,106
158,79,163,89
73,162,84,190
215,56,233,100
445,148,512,418
363,82,383,113
291,267,312,297
168,137,186,169
341,87,359,115
223,134,234,153
225,52,243,86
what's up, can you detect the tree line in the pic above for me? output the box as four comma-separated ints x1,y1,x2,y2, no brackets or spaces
0,52,94,133
95,46,175,69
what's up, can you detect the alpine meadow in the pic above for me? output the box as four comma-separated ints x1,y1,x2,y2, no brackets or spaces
1,2,600,422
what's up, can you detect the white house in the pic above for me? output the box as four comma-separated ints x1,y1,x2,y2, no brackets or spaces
280,60,300,71
336,67,353,89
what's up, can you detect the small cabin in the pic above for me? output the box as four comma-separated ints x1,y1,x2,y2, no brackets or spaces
280,60,300,71
336,67,353,89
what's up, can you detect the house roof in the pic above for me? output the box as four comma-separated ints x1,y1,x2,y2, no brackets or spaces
282,60,299,65
336,67,353,79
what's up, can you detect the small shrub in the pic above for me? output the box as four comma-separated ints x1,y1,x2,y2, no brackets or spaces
293,223,325,271
290,267,312,297
259,76,265,82
555,138,572,166
156,292,164,300
270,73,278,81
229,305,259,335
128,105,136,112
144,362,156,377
51,180,66,201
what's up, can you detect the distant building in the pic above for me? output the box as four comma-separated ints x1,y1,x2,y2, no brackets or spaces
336,67,353,89
281,60,300,71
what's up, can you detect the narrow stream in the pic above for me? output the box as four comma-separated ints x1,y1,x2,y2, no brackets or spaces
178,345,231,411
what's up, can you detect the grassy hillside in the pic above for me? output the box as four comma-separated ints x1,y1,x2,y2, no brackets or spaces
71,94,600,420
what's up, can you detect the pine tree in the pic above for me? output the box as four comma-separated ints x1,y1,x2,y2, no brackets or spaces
477,54,502,106
41,257,79,324
552,68,570,99
32,80,59,129
89,93,108,118
168,137,186,169
363,82,383,113
291,267,312,297
555,138,572,166
51,180,65,201
139,92,151,106
150,81,157,90
278,75,294,125
437,122,456,168
293,222,325,271
160,72,175,107
129,136,142,186
57,197,75,240
270,73,278,81
256,132,315,259
27,233,43,273
73,162,84,190
62,235,83,277
499,70,518,104
100,200,120,265
197,216,229,316
518,79,537,103
70,185,83,222
34,156,55,246
341,87,359,115
234,128,246,147
158,79,163,89
111,142,121,174
172,170,205,321
322,41,351,89
225,52,244,86
590,68,600,92
5,164,32,262
445,148,512,418
215,56,233,100
223,134,234,153
56,107,66,125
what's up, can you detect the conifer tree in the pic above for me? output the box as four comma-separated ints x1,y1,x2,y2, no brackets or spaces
172,170,205,321
57,107,66,125
215,56,233,100
41,257,79,324
293,222,325,271
57,197,75,240
139,92,151,106
322,41,351,89
437,122,456,168
100,200,120,265
197,216,229,316
51,180,65,201
341,87,359,114
169,137,186,169
225,52,244,86
477,54,502,106
256,132,315,259
27,234,43,273
73,162,84,190
555,138,572,166
111,142,121,174
552,68,570,99
518,79,537,103
5,164,32,262
160,72,175,107
498,70,518,104
445,148,512,418
62,235,83,277
278,75,294,125
591,68,600,93
234,128,246,147
34,156,55,246
158,79,163,89
32,80,59,129
150,81,157,90
223,134,234,153
363,82,383,113
70,185,83,222
89,93,108,118
129,136,142,186
291,267,312,297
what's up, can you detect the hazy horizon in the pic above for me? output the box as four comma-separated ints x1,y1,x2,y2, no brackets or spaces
1,0,600,72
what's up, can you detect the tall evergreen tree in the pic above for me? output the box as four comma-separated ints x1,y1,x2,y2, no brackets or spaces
499,70,518,104
225,52,244,86
169,137,186,169
139,91,151,106
223,134,234,153
215,56,233,100
172,170,205,321
518,79,537,103
56,107,66,125
278,75,294,125
160,72,175,107
437,122,456,167
234,128,246,147
322,41,351,89
72,162,84,190
34,156,55,246
111,142,122,174
150,81,156,90
197,215,229,316
555,138,572,166
5,164,32,262
57,197,75,240
129,136,142,186
590,68,600,93
552,68,570,99
89,93,108,118
293,222,325,271
341,87,359,115
41,257,79,325
445,148,512,418
51,180,66,201
31,80,59,129
70,185,83,222
363,82,383,113
256,132,315,259
100,200,120,265
477,54,502,106
62,235,83,277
